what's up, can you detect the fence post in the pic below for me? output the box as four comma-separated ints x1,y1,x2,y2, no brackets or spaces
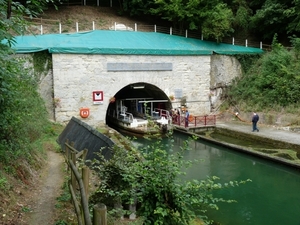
232,37,235,45
154,25,156,32
245,39,248,47
185,29,187,38
93,203,107,225
71,151,76,190
65,140,70,171
76,22,79,32
40,25,43,35
82,166,90,200
82,148,88,162
170,27,172,35
69,183,84,225
59,23,62,33
92,21,95,30
204,115,207,126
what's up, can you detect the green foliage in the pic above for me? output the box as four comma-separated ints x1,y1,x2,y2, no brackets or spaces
0,51,50,163
249,1,290,40
55,220,68,225
0,175,9,192
32,51,52,80
235,54,261,74
0,1,53,165
201,3,234,42
57,178,71,202
21,206,31,212
147,0,234,40
121,0,300,43
90,135,250,224
228,35,300,110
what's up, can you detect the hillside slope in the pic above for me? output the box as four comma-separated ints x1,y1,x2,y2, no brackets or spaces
29,5,152,34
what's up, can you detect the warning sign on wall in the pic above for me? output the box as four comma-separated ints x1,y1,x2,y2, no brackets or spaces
93,91,103,104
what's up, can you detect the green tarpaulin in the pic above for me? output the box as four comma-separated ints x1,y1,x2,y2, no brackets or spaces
7,30,263,55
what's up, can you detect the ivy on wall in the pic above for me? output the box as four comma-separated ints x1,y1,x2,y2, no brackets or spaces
32,50,52,81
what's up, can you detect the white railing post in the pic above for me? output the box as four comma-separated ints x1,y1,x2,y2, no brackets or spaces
154,25,156,32
170,27,172,35
114,22,117,31
201,33,203,40
245,39,248,47
135,23,137,31
40,25,43,35
92,21,95,30
185,30,188,38
76,22,79,32
260,41,262,49
232,37,235,45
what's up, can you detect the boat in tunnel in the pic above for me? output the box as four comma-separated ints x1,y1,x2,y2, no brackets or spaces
106,97,173,136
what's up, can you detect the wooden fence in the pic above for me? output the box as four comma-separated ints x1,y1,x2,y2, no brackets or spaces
64,140,107,225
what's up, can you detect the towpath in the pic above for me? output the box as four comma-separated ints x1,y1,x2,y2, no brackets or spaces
216,121,300,146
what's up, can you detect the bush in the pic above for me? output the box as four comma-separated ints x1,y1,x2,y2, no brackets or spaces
90,135,250,224
228,35,300,110
0,45,50,164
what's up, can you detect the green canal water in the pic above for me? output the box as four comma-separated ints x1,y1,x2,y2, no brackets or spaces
130,132,300,225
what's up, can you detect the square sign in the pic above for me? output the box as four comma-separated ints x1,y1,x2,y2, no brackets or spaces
93,91,103,104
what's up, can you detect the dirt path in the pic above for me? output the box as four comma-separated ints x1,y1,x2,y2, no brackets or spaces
28,150,65,225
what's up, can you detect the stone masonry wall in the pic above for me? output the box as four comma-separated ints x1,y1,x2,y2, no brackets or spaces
209,55,242,111
52,54,211,126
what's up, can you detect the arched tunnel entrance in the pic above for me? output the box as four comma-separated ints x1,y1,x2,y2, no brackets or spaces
105,82,173,131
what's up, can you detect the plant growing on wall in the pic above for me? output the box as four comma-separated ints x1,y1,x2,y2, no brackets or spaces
169,95,175,101
32,50,52,81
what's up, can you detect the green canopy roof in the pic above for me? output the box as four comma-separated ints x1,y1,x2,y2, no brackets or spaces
9,30,263,55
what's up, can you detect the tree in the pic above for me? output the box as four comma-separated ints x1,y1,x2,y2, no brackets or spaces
284,0,300,34
201,3,234,42
249,0,291,40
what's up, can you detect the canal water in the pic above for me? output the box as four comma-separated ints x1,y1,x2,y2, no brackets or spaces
129,132,300,225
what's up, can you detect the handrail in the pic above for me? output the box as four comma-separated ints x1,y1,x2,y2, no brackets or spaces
172,115,216,127
154,108,171,120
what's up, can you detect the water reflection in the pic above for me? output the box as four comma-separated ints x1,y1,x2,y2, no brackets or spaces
129,132,300,225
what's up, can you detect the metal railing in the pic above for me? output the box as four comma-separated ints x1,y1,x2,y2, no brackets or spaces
172,115,216,128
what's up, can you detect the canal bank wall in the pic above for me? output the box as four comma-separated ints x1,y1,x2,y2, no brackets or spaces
173,122,300,170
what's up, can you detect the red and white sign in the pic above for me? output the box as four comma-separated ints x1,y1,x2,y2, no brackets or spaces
93,91,103,104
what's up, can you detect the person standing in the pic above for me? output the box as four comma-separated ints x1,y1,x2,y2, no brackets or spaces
252,112,259,132
185,110,190,127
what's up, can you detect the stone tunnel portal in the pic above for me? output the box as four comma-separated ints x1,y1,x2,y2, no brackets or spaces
105,82,172,127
